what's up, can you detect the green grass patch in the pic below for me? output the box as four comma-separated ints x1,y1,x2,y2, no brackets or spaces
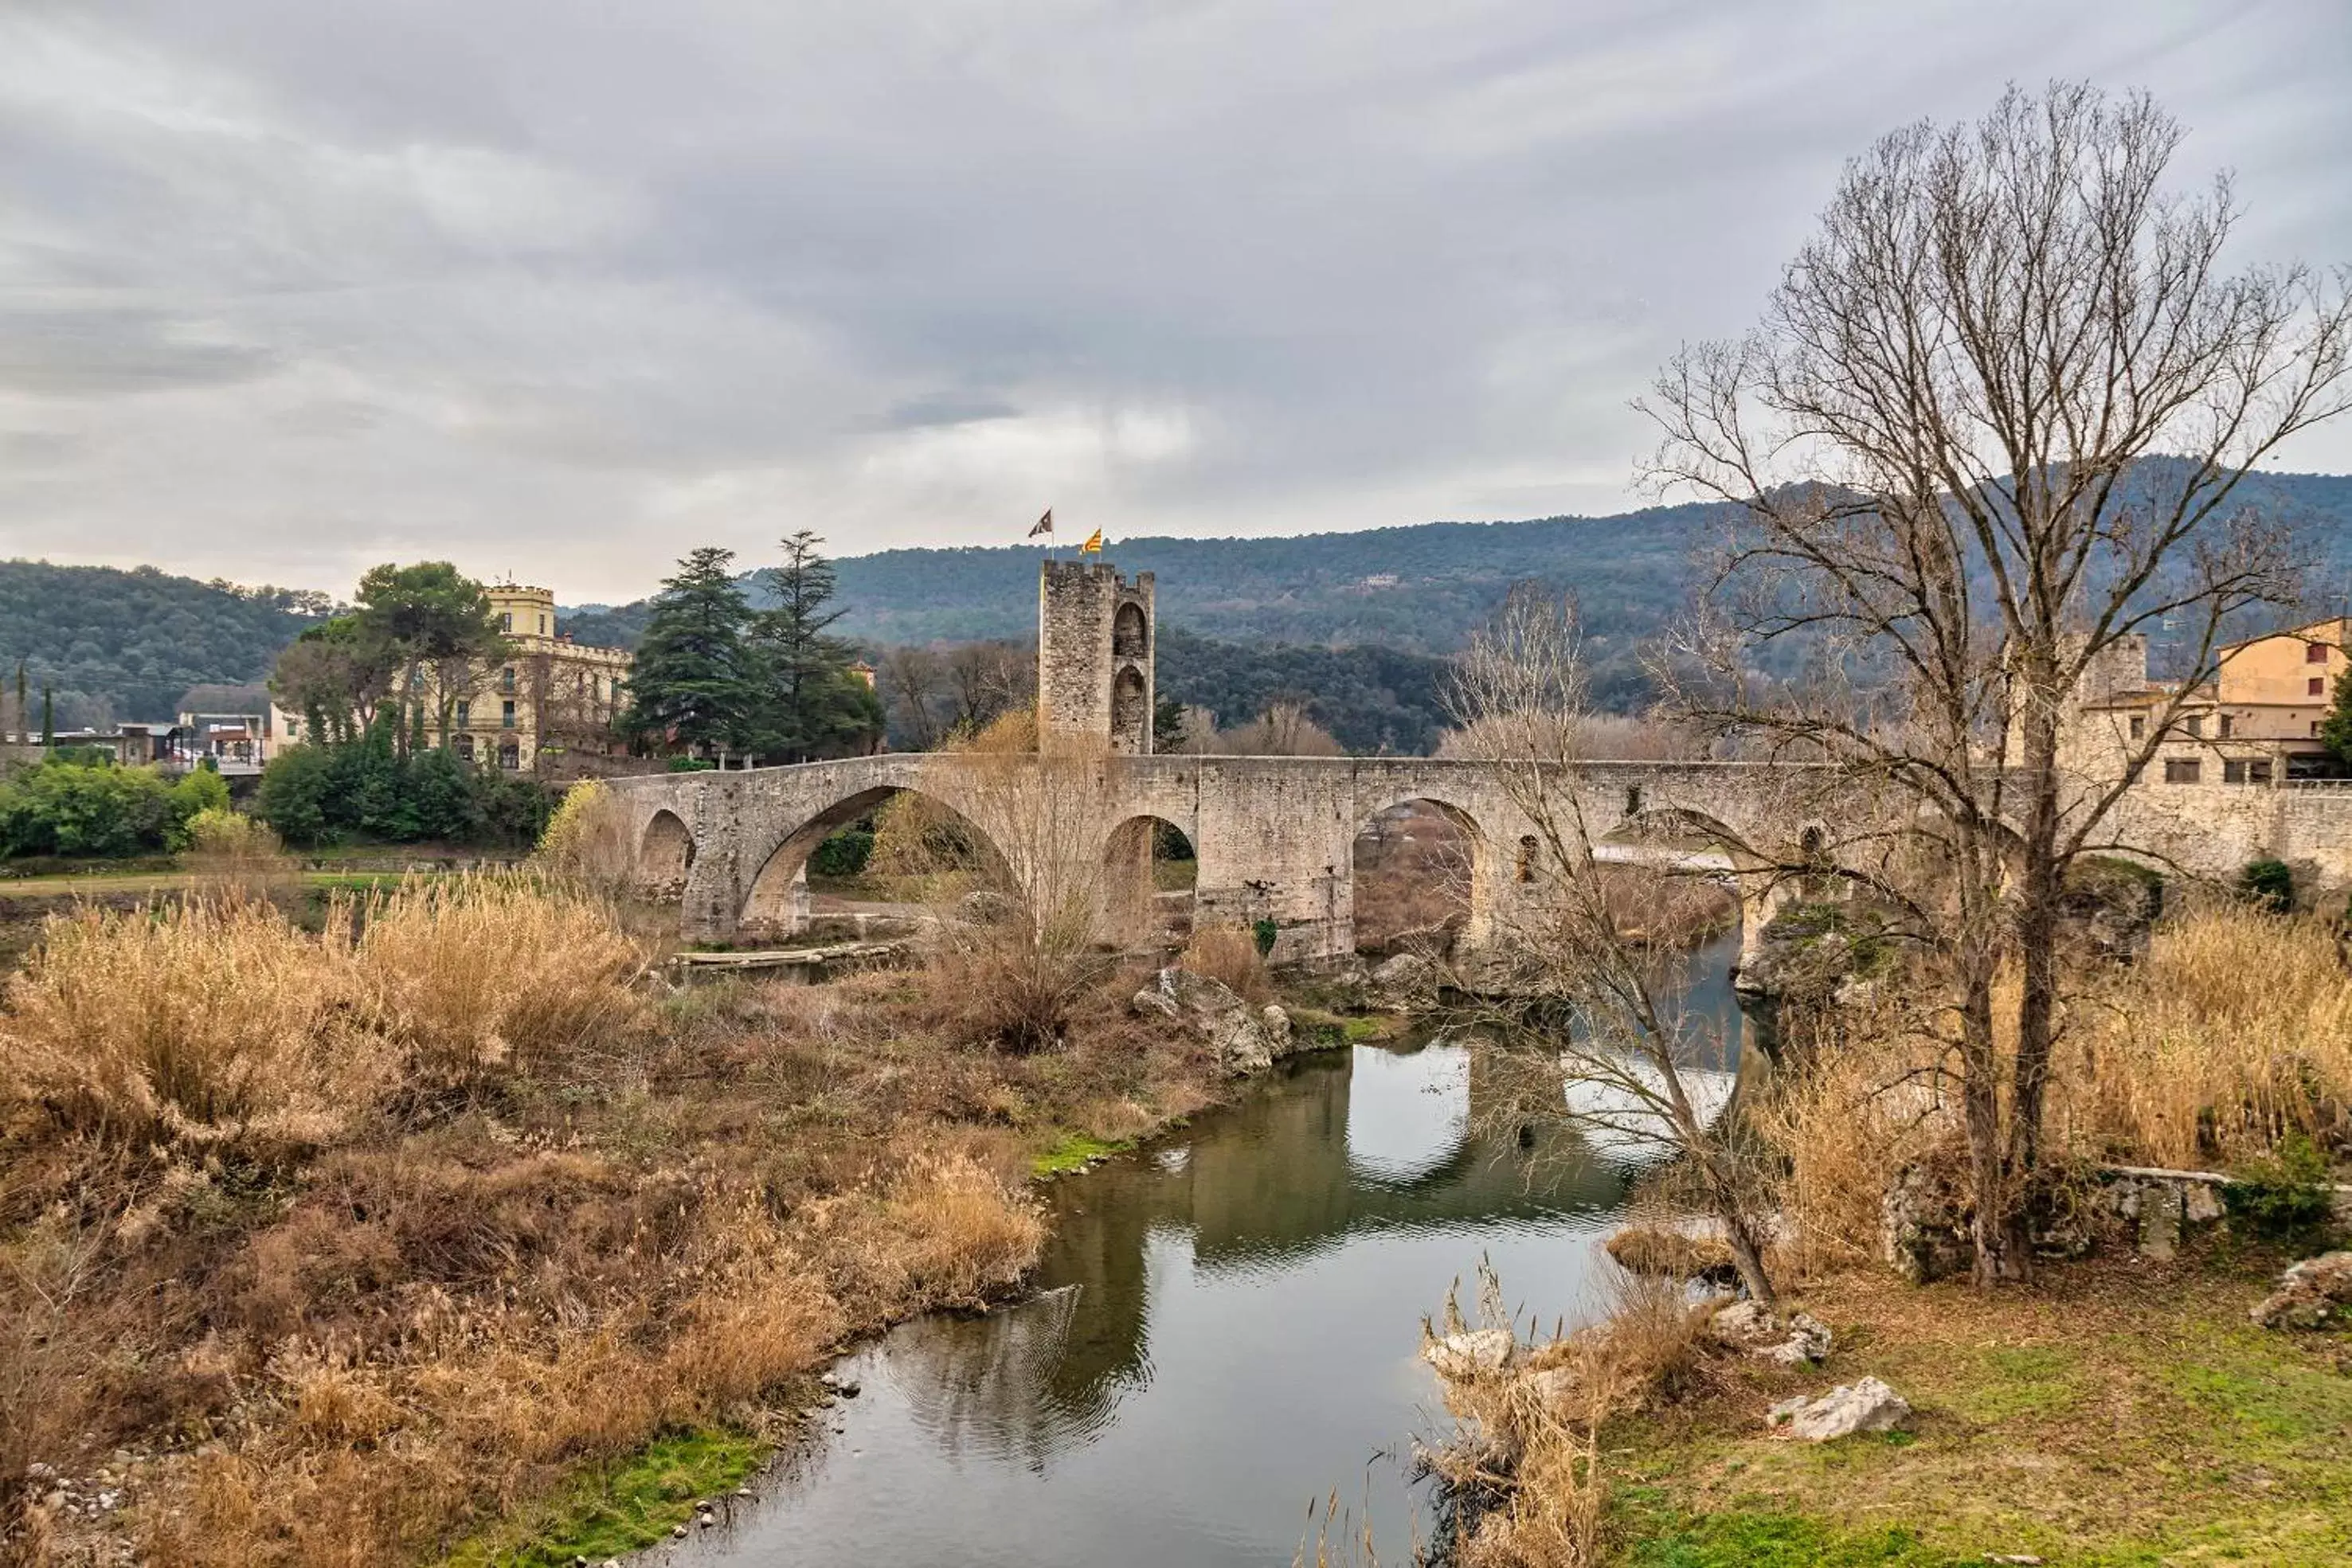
1031,1132,1135,1176
1616,1496,1967,1567
444,1426,767,1568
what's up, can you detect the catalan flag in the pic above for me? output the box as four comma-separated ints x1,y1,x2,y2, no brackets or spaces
1079,527,1104,554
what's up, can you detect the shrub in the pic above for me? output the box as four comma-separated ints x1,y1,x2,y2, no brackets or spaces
2240,858,2294,911
811,827,874,879
256,730,555,848
2224,1132,2338,1240
536,779,635,884
0,756,225,858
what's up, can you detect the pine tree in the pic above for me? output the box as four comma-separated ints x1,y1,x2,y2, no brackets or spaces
746,532,882,761
621,547,758,757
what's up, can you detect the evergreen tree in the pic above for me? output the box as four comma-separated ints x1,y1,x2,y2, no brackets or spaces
622,547,759,756
350,561,507,749
39,686,52,750
746,532,882,761
2322,659,2352,768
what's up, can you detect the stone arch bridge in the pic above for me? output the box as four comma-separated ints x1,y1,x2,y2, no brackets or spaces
612,753,1854,964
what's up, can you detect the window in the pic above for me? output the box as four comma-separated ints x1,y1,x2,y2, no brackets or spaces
501,699,516,729
2308,643,2329,663
539,613,549,635
500,667,515,694
2128,715,2145,741
2311,677,2327,697
498,742,519,769
454,699,469,726
2184,714,2203,738
456,734,475,761
1516,835,1538,885
2224,759,2248,784
2164,758,2202,784
501,612,513,632
2220,714,2233,738
2251,760,2273,785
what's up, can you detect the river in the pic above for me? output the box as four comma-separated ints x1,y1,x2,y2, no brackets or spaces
679,933,1749,1566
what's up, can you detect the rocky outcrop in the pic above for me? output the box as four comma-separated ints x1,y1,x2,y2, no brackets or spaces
1369,952,1440,1010
1708,1301,1832,1366
1882,1157,2241,1281
1421,1328,1516,1380
2250,1252,2352,1331
1135,967,1299,1075
1766,1376,1910,1441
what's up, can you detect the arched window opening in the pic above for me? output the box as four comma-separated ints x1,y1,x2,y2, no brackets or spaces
1113,600,1148,659
1516,834,1539,884
1110,667,1149,752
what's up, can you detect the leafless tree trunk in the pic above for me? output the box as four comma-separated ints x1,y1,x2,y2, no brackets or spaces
1452,588,1779,1307
1638,81,2351,1284
880,645,947,750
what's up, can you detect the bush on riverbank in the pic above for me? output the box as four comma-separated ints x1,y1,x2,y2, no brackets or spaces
0,874,1219,1566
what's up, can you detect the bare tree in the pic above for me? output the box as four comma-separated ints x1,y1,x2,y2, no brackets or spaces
1452,588,1779,1306
879,645,948,751
1638,81,2352,1283
1219,701,1344,757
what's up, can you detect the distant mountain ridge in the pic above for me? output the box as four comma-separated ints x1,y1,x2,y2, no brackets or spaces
563,464,2352,659
6,463,2349,730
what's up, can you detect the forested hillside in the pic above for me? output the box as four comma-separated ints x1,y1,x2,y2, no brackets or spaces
567,463,2352,659
12,463,2350,733
0,563,324,728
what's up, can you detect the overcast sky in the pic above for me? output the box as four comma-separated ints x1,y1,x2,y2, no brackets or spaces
2,1,2349,603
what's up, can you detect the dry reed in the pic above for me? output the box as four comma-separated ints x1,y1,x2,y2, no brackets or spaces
1180,925,1274,1003
1760,902,2352,1273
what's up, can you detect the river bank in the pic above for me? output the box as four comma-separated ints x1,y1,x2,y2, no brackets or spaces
0,880,1298,1568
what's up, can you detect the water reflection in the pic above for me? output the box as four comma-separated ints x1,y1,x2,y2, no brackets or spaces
695,934,1747,1568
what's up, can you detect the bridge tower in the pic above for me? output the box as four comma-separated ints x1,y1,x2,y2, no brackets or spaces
1038,559,1155,753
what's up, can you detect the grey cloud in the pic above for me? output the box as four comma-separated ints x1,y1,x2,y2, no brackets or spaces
0,0,2346,600
0,307,276,396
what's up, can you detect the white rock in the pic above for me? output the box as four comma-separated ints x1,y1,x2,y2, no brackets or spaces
1708,1300,1775,1346
1758,1312,1833,1367
1421,1328,1516,1381
1132,987,1181,1020
1765,1375,1910,1441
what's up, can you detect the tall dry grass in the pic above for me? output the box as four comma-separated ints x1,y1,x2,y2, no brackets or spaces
1761,902,2352,1273
1421,1267,1716,1568
0,874,648,1168
2053,901,2352,1167
1179,925,1273,1003
0,898,387,1161
350,874,648,1082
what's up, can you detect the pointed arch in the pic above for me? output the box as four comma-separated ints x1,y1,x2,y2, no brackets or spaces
638,809,695,897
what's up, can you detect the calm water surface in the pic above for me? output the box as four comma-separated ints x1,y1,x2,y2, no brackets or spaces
683,934,1748,1567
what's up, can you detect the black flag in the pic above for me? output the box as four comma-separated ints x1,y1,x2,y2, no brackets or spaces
1027,508,1055,539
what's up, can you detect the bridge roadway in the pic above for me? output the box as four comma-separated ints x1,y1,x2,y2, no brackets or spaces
609,752,1867,962
612,748,2352,960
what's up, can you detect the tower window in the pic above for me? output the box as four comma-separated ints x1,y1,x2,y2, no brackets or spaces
2308,643,2329,663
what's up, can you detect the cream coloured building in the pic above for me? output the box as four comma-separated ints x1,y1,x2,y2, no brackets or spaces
274,583,632,774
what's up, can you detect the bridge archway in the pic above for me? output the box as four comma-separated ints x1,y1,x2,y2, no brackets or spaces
1101,814,1197,948
740,784,1008,940
1351,796,1488,957
639,809,695,897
